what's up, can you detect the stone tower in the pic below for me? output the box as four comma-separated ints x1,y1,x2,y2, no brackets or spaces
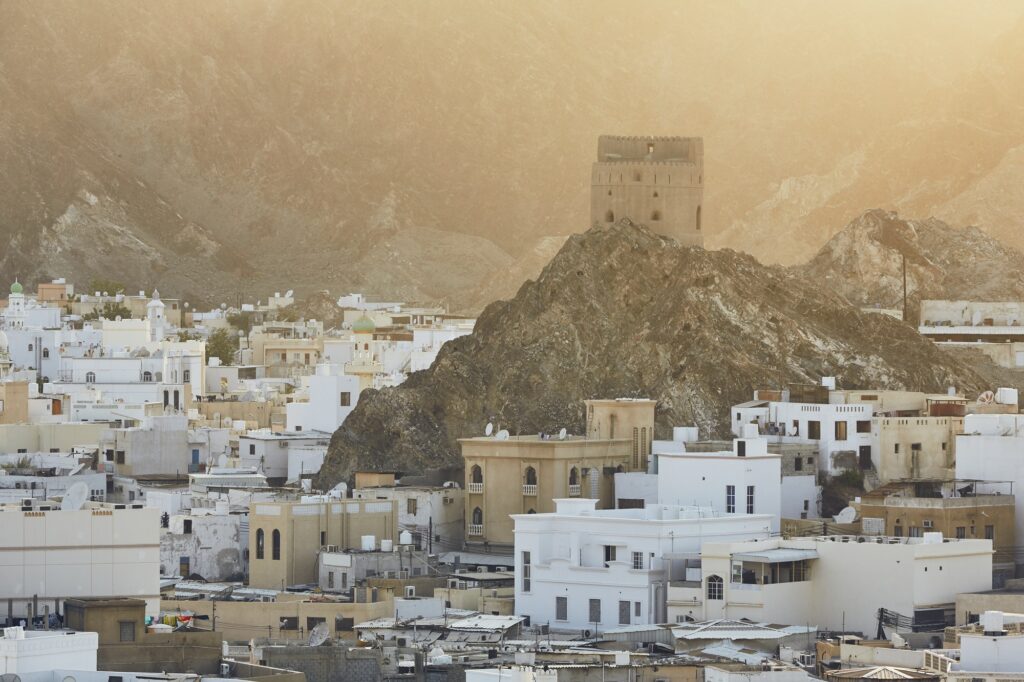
590,135,704,247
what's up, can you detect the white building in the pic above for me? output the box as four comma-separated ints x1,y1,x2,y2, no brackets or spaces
0,499,161,618
160,507,246,581
239,429,332,479
955,413,1024,570
667,533,992,636
514,498,773,631
352,482,465,552
285,364,360,433
99,415,230,477
0,627,98,674
948,611,1024,681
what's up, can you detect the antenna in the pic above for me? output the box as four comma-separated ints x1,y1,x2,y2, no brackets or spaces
496,429,510,441
308,622,330,646
485,422,494,437
558,428,567,441
61,482,90,511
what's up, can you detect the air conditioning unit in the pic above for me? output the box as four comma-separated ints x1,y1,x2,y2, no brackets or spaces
383,570,396,579
324,545,338,553
458,581,467,590
404,586,416,597
923,520,934,529
798,653,815,667
448,579,459,589
443,497,454,505
398,570,409,579
477,566,487,573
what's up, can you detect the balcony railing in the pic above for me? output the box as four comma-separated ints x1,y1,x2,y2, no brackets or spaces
522,484,538,496
568,484,581,496
467,482,484,493
468,524,483,536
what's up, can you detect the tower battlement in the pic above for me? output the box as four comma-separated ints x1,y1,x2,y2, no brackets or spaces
590,135,705,248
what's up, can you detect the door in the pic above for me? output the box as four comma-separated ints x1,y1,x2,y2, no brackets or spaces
859,446,872,470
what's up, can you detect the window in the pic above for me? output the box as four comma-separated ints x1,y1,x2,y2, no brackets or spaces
956,527,966,539
42,348,49,359
524,467,537,486
340,392,351,407
556,596,568,621
635,602,641,617
808,421,821,439
183,519,192,534
737,440,747,457
27,343,33,352
696,205,702,231
249,443,256,455
335,616,354,631
472,507,483,525
328,571,335,588
183,369,191,382
732,561,743,583
794,457,803,471
985,525,995,541
632,551,644,570
746,485,755,514
116,450,125,464
942,442,948,451
522,551,531,592
835,421,848,440
650,210,661,221
589,598,601,624
471,465,483,484
619,600,631,625
256,529,265,559
605,210,614,223
119,621,136,642
320,531,326,546
893,525,903,537
632,428,640,468
279,617,298,631
604,545,617,566
306,617,325,631
142,371,153,382
857,420,871,433
912,443,922,452
272,529,281,560
707,575,724,600
569,467,579,486
726,485,736,513
105,449,114,461
894,444,900,454
909,527,923,538
86,371,96,383
407,498,418,515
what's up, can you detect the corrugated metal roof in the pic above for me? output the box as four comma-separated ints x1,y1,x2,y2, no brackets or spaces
673,619,808,640
828,667,935,679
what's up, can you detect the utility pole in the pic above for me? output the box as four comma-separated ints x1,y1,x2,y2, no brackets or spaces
902,253,908,322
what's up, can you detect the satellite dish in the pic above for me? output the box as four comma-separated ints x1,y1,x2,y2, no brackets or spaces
285,290,294,298
978,390,996,405
833,506,857,524
218,454,228,468
496,429,510,441
558,428,567,441
485,422,494,437
61,482,90,512
2,674,24,682
308,622,330,647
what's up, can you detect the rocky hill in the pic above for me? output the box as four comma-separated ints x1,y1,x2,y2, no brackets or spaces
798,210,1024,320
2,1,1023,299
315,220,987,487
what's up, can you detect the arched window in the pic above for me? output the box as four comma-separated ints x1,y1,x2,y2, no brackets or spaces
42,348,50,359
471,465,483,484
650,210,661,221
569,467,579,486
154,371,163,382
707,575,724,600
27,343,33,352
472,507,483,525
524,467,537,486
183,369,191,383
605,210,614,223
85,371,96,383
272,529,281,560
696,205,702,232
142,371,153,382
256,529,265,560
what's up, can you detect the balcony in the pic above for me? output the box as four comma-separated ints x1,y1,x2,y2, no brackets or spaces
522,484,538,496
468,482,484,494
468,524,483,536
568,484,581,496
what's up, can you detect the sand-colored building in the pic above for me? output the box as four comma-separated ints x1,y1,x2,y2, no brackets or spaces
0,380,29,424
248,496,398,589
874,416,964,483
460,399,654,551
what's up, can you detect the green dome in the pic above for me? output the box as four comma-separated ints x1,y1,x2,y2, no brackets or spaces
9,281,22,295
352,315,376,334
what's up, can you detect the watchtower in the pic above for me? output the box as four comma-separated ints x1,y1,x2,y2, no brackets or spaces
590,135,704,247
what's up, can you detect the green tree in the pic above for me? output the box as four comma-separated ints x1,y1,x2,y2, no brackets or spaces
226,311,255,335
207,328,239,365
82,301,132,321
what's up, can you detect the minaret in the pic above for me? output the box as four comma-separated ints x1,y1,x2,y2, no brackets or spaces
147,289,166,342
7,280,25,329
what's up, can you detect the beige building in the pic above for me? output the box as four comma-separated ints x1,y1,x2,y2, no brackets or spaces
248,496,398,589
591,136,704,247
0,380,29,424
0,422,107,453
460,398,654,551
874,416,964,483
858,480,1015,578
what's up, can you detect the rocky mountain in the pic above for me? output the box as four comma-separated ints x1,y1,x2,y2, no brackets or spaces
798,210,1024,320
314,220,988,487
2,1,1023,299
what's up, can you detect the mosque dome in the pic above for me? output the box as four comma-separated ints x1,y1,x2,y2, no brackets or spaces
10,281,23,295
352,315,376,334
